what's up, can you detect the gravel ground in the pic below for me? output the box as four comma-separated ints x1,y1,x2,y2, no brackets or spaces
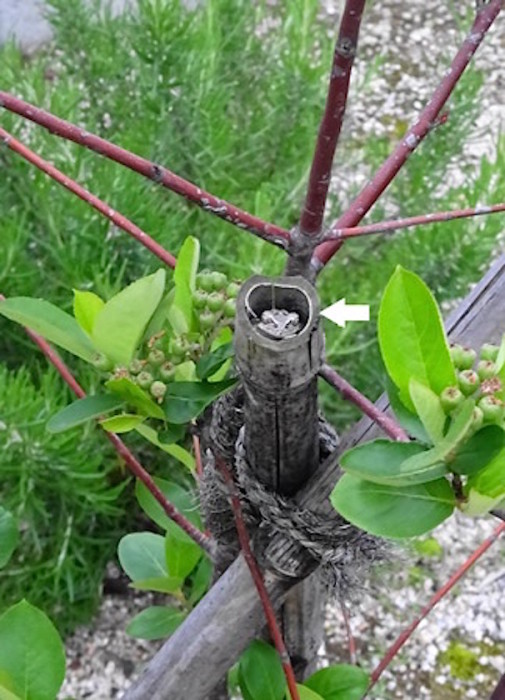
20,0,502,698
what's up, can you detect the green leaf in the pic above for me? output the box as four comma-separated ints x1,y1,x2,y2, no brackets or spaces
331,474,455,538
126,606,185,640
0,297,96,362
117,532,168,582
163,379,237,424
105,377,165,419
340,440,440,486
46,395,124,433
409,379,446,443
495,333,505,373
295,686,324,700
159,423,186,444
92,269,166,365
304,665,370,700
461,488,505,516
465,447,505,499
135,477,201,532
134,424,195,470
449,426,505,476
445,400,475,444
72,289,104,335
0,600,65,700
188,556,213,604
100,413,145,433
378,267,456,411
238,641,286,700
130,576,182,594
196,342,234,380
169,237,200,334
0,508,19,569
0,684,22,700
386,377,429,442
165,522,202,580
143,289,173,340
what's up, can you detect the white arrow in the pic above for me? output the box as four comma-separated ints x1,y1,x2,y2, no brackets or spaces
320,298,370,328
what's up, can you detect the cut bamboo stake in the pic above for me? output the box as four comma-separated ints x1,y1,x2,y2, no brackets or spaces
0,126,177,269
0,293,216,560
0,92,291,247
312,0,502,271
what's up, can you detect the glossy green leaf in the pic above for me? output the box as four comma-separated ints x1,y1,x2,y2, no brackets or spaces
495,333,505,373
188,556,213,605
0,297,96,362
46,395,124,433
304,665,370,700
173,360,197,381
163,379,237,424
135,424,195,470
378,267,456,411
340,440,438,486
105,377,165,419
0,683,22,700
295,686,324,700
445,400,475,444
159,423,186,444
92,269,166,365
409,379,446,443
331,474,455,538
130,576,182,594
238,640,286,700
143,289,173,340
0,509,18,569
135,477,201,532
118,532,168,582
165,522,202,580
100,413,145,433
0,600,65,700
465,447,505,499
387,377,429,442
168,237,200,334
461,488,504,516
449,425,505,476
126,606,185,640
196,342,234,380
72,289,104,335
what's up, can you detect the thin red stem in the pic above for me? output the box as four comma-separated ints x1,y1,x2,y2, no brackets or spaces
324,201,505,241
0,126,177,269
313,0,502,271
366,520,505,694
215,455,300,700
299,0,366,237
340,597,357,665
0,92,291,248
0,293,216,560
319,364,409,442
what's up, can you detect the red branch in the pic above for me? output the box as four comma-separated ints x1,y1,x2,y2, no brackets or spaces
0,293,216,560
0,92,291,248
491,673,505,700
319,364,409,442
324,201,505,241
312,0,502,270
0,126,177,269
340,597,357,665
299,0,366,237
215,455,300,700
367,520,505,693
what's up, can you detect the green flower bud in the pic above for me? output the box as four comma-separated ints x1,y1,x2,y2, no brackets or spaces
210,271,228,291
207,292,225,313
470,406,484,433
480,343,499,362
458,369,480,396
477,360,496,381
478,395,505,424
226,282,240,299
129,359,145,375
148,349,165,367
199,311,216,331
92,353,113,371
150,380,167,401
450,344,464,368
223,299,236,318
193,290,208,309
136,371,153,389
160,362,175,381
440,386,465,414
459,346,477,370
196,272,214,292
171,337,187,359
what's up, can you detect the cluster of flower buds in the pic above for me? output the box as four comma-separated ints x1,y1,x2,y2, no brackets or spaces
440,342,504,429
193,271,239,330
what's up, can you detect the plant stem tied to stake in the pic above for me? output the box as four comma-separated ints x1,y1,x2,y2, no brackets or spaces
0,294,216,561
0,126,177,269
0,92,291,248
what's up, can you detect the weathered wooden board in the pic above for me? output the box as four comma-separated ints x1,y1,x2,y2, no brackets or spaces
123,254,505,700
